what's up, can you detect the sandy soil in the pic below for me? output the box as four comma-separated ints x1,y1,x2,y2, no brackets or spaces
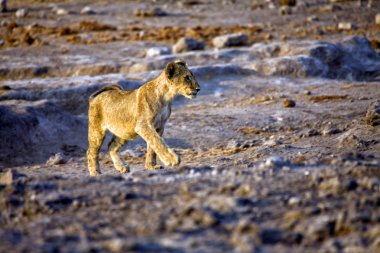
1,0,380,252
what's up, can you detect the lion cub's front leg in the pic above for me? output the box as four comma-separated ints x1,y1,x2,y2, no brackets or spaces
145,145,162,170
136,123,180,168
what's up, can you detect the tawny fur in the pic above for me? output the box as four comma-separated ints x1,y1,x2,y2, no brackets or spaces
87,59,200,176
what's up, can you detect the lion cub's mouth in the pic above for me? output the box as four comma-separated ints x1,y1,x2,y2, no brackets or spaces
186,91,198,99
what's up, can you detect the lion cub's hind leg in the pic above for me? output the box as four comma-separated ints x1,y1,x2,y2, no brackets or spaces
108,135,130,173
87,124,106,177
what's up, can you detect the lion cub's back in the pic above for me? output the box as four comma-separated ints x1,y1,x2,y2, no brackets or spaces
90,89,138,130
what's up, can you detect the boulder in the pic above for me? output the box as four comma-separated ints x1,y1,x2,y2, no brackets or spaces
0,100,86,167
212,33,248,49
172,37,205,53
251,36,380,80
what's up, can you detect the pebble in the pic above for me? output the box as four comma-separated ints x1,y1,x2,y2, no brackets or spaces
283,99,296,108
134,7,167,17
226,139,241,149
145,47,172,57
359,177,380,191
288,196,301,206
307,15,318,22
303,90,312,95
55,8,69,16
105,238,125,252
0,19,8,27
279,6,292,15
300,128,320,138
265,156,287,168
80,6,96,15
320,4,341,13
319,177,341,195
338,22,356,31
322,124,341,135
212,33,248,49
263,138,282,147
46,152,66,166
15,8,28,18
172,37,205,53
306,215,335,242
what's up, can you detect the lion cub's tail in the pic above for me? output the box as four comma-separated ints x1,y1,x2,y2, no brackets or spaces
89,84,123,101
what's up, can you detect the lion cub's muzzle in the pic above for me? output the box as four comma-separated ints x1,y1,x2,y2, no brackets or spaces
187,87,200,99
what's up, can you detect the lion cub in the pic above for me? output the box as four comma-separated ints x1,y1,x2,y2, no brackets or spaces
87,59,200,176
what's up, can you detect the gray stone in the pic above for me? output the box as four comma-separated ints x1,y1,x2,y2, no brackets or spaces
300,128,320,138
134,7,167,17
307,15,318,22
46,152,66,166
265,156,287,168
172,37,205,53
365,100,380,126
226,139,241,149
322,124,341,135
212,33,248,49
251,55,328,78
306,215,335,242
1,19,9,27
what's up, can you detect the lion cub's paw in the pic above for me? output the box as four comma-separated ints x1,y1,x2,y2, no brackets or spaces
89,169,102,177
116,164,130,173
146,165,162,170
165,149,180,167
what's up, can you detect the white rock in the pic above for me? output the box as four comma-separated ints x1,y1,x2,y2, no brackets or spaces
288,196,301,206
145,47,172,57
56,8,69,16
15,8,27,18
338,22,356,30
80,6,96,15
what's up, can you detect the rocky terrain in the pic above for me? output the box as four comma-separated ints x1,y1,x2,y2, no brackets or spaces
0,0,380,252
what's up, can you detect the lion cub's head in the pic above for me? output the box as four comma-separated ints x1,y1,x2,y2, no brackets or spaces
165,59,200,99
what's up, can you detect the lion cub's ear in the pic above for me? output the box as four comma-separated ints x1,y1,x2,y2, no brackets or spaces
165,62,178,79
165,59,187,79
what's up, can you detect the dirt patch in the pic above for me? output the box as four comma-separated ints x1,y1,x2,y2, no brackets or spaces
309,95,349,103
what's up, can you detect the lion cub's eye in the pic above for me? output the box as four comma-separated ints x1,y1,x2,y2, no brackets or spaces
185,76,191,83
